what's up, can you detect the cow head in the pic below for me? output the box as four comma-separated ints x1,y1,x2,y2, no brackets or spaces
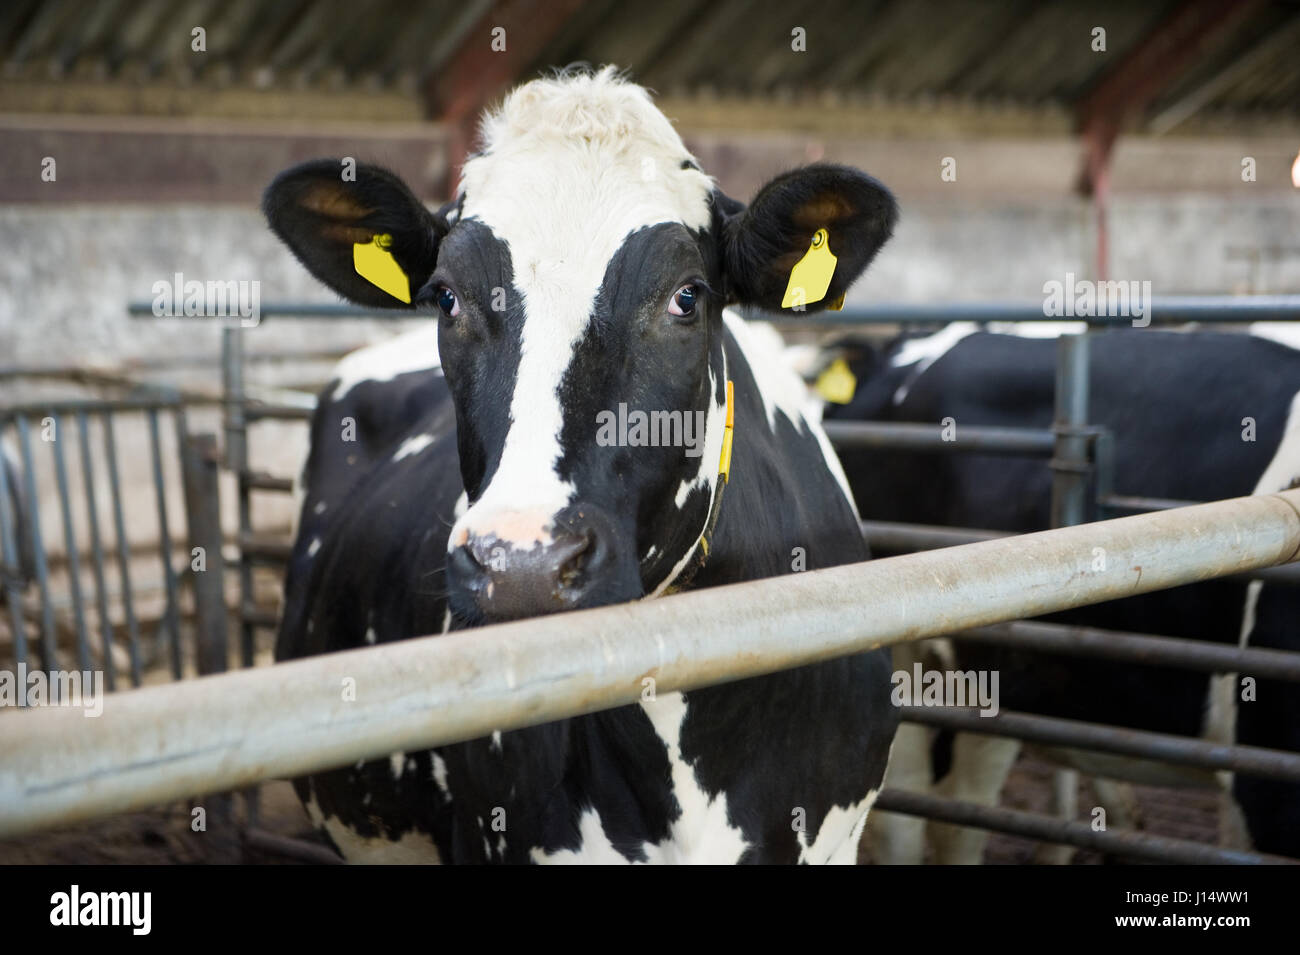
264,68,896,626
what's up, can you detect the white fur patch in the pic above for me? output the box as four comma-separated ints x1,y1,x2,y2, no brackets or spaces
304,789,442,864
798,791,877,865
392,433,435,461
638,691,751,863
330,324,442,403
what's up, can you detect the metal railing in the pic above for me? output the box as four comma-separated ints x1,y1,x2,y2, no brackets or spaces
1,487,1297,839
112,295,1300,864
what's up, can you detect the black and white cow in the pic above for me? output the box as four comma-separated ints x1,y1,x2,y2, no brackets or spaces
264,68,900,863
822,325,1300,861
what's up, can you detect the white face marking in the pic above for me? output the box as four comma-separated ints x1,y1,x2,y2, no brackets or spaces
449,68,714,553
330,323,442,402
392,433,435,461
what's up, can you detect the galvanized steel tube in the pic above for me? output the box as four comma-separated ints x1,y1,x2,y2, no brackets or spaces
1,488,1298,837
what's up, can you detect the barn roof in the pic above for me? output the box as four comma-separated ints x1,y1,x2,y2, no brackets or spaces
1,0,1297,135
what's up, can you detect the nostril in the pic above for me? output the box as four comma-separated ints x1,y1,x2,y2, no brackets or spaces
448,544,483,580
556,532,592,590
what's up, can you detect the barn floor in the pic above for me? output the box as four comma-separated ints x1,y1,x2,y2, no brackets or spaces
1,753,1224,865
0,780,329,865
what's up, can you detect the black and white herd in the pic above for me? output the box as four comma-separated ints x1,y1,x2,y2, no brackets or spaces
261,68,1300,863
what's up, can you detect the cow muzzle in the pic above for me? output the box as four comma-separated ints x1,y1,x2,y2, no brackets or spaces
446,504,637,623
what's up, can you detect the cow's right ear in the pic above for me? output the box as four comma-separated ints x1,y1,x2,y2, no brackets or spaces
263,159,447,309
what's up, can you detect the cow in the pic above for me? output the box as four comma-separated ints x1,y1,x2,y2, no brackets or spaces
263,67,900,863
820,324,1300,862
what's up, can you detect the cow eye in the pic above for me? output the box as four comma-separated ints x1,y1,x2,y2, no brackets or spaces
668,284,698,318
435,285,460,318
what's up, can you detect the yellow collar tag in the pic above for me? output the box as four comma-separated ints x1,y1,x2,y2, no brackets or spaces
780,228,837,309
815,357,857,404
718,379,735,480
353,233,411,304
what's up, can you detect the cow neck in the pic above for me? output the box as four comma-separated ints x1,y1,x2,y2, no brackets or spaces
663,377,734,595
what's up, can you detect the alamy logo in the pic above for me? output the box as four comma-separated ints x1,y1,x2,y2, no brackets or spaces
1042,272,1152,327
891,663,1000,717
50,885,151,935
595,404,707,458
151,271,261,327
0,664,104,717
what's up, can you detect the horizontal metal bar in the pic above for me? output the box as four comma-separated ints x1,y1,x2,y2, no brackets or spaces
823,421,1055,455
242,471,294,493
873,790,1297,865
1100,493,1199,512
955,620,1300,681
244,403,314,422
243,827,343,865
0,347,360,378
862,520,1007,551
1,488,1297,836
239,532,293,563
125,296,1300,325
241,603,279,629
899,707,1300,781
760,295,1300,326
862,519,1300,585
0,397,183,416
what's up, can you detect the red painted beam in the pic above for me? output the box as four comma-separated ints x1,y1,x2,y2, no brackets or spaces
1073,0,1264,275
424,0,588,195
1076,0,1263,142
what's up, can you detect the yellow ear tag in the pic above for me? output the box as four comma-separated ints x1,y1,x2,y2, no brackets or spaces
718,379,735,480
815,357,857,404
781,228,837,309
353,233,411,304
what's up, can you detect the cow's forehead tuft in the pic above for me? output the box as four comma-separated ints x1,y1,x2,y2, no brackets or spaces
458,67,713,237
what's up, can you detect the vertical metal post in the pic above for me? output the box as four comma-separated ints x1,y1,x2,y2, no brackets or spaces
1093,428,1117,521
179,428,228,677
0,421,29,679
1050,332,1092,529
102,412,143,687
16,416,56,673
76,411,116,692
148,406,183,680
50,412,92,673
180,424,238,859
223,328,255,668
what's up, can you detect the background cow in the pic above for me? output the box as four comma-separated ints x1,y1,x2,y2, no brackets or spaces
822,325,1300,862
264,68,899,863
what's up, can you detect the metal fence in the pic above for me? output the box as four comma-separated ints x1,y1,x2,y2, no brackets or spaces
3,298,1297,864
2,486,1298,846
211,298,1300,863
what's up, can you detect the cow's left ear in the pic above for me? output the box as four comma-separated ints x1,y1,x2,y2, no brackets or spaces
263,159,448,309
716,163,897,312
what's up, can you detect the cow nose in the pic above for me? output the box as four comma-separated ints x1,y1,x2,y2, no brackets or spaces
447,523,610,621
